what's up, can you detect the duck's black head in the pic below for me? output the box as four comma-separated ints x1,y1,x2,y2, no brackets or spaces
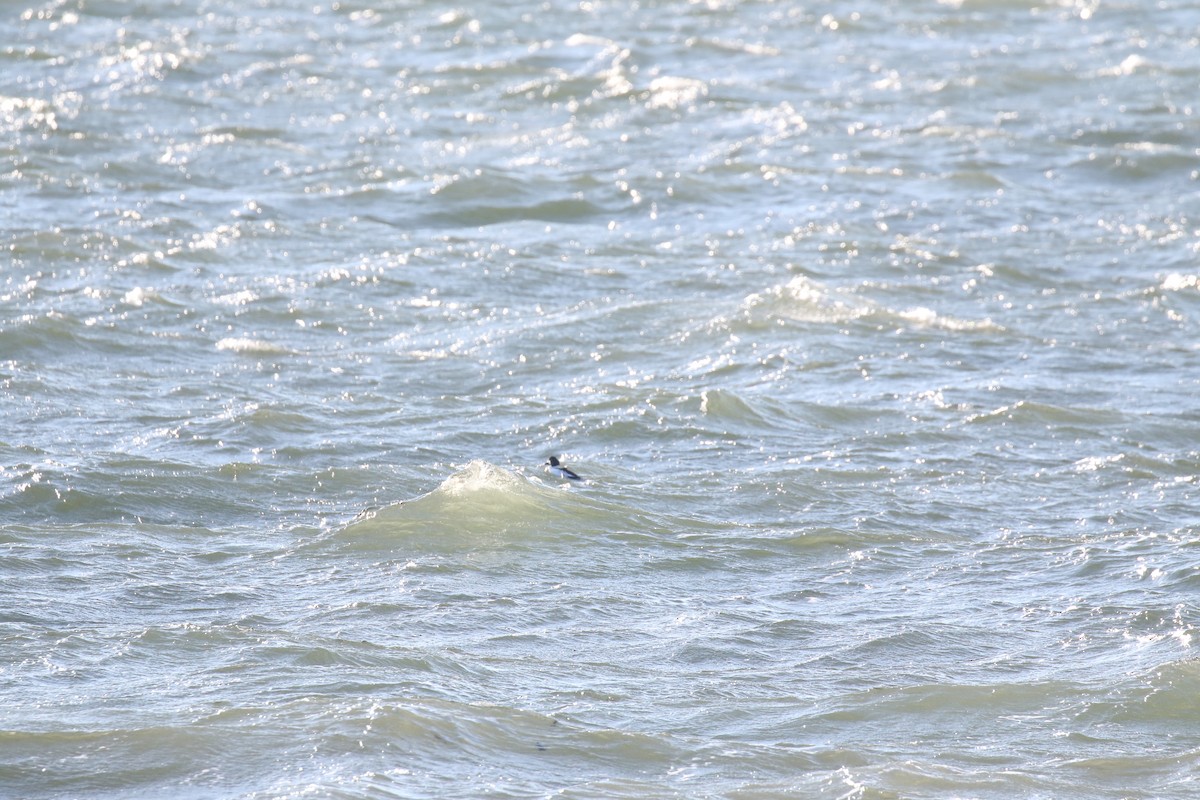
547,456,561,467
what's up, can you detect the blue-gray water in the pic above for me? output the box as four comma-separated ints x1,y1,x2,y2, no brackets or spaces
3,1,1200,797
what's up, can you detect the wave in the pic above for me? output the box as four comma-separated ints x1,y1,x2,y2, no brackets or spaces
697,387,804,438
215,337,295,356
964,399,1127,428
727,275,1003,333
330,460,597,553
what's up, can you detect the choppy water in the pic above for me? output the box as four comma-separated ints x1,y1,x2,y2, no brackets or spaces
4,0,1200,797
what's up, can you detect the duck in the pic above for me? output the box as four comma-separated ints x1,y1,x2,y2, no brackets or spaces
546,456,582,481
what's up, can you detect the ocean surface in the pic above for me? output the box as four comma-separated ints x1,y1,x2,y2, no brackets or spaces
3,0,1200,797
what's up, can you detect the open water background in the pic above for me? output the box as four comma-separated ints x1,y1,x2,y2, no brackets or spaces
3,0,1200,797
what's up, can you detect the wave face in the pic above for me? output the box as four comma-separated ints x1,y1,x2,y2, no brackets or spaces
4,0,1200,797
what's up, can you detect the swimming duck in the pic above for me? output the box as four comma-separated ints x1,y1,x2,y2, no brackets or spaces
546,456,582,481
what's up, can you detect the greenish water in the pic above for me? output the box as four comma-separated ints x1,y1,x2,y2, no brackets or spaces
4,0,1200,797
